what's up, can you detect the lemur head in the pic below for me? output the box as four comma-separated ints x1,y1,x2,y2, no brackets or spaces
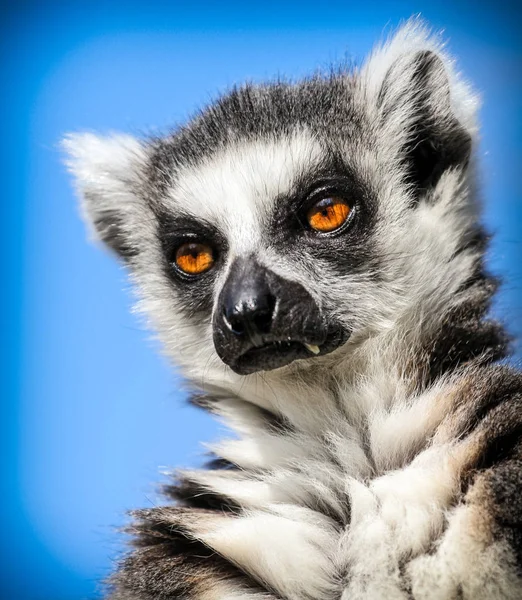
66,21,492,406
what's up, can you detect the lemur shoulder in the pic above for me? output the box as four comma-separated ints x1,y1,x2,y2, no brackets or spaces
66,19,522,600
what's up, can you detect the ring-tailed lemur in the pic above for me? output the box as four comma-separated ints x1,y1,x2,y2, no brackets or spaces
65,19,522,600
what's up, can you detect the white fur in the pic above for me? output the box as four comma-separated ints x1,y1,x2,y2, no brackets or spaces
63,132,150,246
359,17,479,138
168,130,323,255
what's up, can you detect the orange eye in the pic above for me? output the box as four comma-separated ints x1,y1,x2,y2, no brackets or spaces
175,242,215,275
307,197,351,233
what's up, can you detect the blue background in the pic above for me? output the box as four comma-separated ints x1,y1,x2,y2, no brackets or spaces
2,1,521,598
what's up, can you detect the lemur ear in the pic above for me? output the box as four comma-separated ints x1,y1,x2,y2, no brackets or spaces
361,20,478,193
63,133,148,259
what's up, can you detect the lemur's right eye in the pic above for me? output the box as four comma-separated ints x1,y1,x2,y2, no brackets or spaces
175,242,215,275
307,196,351,233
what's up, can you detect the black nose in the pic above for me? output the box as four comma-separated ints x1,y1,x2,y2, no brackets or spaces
214,258,334,374
223,290,276,345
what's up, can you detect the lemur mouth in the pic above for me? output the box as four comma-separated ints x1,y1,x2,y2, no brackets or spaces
235,341,317,374
231,330,348,376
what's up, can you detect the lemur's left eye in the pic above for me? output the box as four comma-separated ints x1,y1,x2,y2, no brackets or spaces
175,242,215,275
307,197,351,233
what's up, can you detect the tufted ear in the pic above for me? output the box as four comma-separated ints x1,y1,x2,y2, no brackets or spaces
63,133,149,260
361,20,478,194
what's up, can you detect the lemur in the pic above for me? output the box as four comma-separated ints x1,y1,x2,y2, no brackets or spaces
65,19,522,600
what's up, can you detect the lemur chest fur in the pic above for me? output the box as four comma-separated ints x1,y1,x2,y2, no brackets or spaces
187,372,471,524
170,365,521,600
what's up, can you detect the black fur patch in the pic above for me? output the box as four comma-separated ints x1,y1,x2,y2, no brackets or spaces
205,456,238,471
423,263,510,384
89,202,138,261
473,391,522,471
156,212,229,318
188,392,223,413
379,50,472,200
188,391,291,434
405,52,471,196
486,446,522,566
449,366,522,501
108,507,267,599
164,475,241,513
146,74,361,196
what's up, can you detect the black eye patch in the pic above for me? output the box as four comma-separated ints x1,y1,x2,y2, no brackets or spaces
155,211,228,318
269,151,368,229
266,152,379,276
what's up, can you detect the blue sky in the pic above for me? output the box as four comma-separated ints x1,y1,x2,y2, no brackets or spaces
2,1,521,598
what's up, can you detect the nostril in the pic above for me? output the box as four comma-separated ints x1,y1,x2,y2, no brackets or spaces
223,308,245,335
252,310,271,334
252,295,276,334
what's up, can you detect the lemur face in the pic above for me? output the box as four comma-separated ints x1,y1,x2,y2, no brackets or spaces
153,133,374,375
66,24,478,388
